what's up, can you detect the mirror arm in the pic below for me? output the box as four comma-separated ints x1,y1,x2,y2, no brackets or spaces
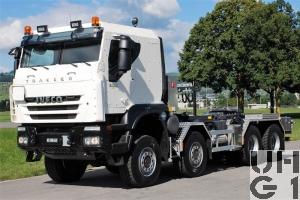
8,47,16,56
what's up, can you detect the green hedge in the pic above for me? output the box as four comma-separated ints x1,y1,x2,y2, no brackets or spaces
0,99,10,111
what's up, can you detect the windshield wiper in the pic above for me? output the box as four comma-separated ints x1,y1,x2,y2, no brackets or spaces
70,63,78,68
33,65,49,70
41,66,49,70
83,62,91,66
28,67,37,71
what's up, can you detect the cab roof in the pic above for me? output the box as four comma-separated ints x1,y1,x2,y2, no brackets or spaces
33,21,159,40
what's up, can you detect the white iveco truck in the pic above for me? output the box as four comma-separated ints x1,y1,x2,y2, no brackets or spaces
9,16,292,187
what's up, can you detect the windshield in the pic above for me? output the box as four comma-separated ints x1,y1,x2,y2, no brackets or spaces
21,39,101,68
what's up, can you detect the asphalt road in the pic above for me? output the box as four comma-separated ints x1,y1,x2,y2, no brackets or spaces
0,141,299,200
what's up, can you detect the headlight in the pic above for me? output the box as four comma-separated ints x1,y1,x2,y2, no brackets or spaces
12,86,25,101
18,136,28,145
83,136,101,146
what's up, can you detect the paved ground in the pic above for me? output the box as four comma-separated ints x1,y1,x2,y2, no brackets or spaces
0,141,299,200
0,122,18,129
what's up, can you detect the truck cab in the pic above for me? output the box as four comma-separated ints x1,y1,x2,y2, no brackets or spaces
10,17,166,124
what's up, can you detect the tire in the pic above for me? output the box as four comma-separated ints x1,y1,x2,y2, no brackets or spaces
106,165,119,174
119,135,161,187
45,157,87,183
175,132,208,177
242,125,263,165
262,124,285,151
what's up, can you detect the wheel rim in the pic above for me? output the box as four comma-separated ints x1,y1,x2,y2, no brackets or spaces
248,135,259,157
189,142,203,168
138,147,157,177
271,132,280,151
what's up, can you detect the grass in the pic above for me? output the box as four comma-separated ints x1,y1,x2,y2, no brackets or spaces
0,128,45,181
0,111,10,122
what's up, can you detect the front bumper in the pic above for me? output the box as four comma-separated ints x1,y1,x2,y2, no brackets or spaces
17,124,131,161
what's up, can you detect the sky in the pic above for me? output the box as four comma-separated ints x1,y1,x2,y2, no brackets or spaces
0,0,299,73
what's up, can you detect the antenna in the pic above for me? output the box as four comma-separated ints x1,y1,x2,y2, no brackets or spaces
131,17,138,27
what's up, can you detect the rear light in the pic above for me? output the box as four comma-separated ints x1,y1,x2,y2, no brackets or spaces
91,16,100,26
24,26,32,35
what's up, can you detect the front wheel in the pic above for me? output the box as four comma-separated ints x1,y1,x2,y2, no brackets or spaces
119,135,161,187
45,157,87,183
175,132,208,177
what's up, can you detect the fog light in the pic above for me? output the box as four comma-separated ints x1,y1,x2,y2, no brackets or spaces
83,136,100,146
18,136,28,145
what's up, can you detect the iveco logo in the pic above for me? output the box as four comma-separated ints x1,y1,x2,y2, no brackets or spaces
36,96,63,103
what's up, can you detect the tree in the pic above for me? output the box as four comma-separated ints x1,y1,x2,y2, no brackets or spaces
280,92,297,106
0,71,14,82
243,0,300,113
179,0,300,114
284,11,300,93
178,0,261,113
216,94,227,107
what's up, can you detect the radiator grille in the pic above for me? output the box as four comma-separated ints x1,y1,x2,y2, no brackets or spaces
30,114,77,120
25,95,81,120
27,105,78,111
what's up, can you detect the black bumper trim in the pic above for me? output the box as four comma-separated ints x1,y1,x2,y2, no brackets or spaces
17,124,132,160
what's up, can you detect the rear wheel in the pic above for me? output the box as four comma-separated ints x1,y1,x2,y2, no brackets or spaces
119,135,161,187
174,132,208,177
242,125,262,165
45,157,87,183
262,124,284,151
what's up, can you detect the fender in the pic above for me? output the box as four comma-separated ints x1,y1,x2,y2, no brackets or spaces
122,103,169,161
123,103,168,130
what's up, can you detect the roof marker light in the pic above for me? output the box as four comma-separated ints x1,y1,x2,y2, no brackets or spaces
91,16,100,26
24,26,32,35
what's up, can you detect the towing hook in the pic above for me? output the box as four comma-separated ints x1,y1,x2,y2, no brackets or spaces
26,151,42,162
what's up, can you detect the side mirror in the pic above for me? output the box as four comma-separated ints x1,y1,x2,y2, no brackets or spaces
108,35,140,82
8,47,22,73
8,47,21,59
118,35,132,73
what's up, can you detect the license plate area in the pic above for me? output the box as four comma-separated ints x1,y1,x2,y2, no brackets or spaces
39,132,70,147
42,136,62,146
46,137,59,144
